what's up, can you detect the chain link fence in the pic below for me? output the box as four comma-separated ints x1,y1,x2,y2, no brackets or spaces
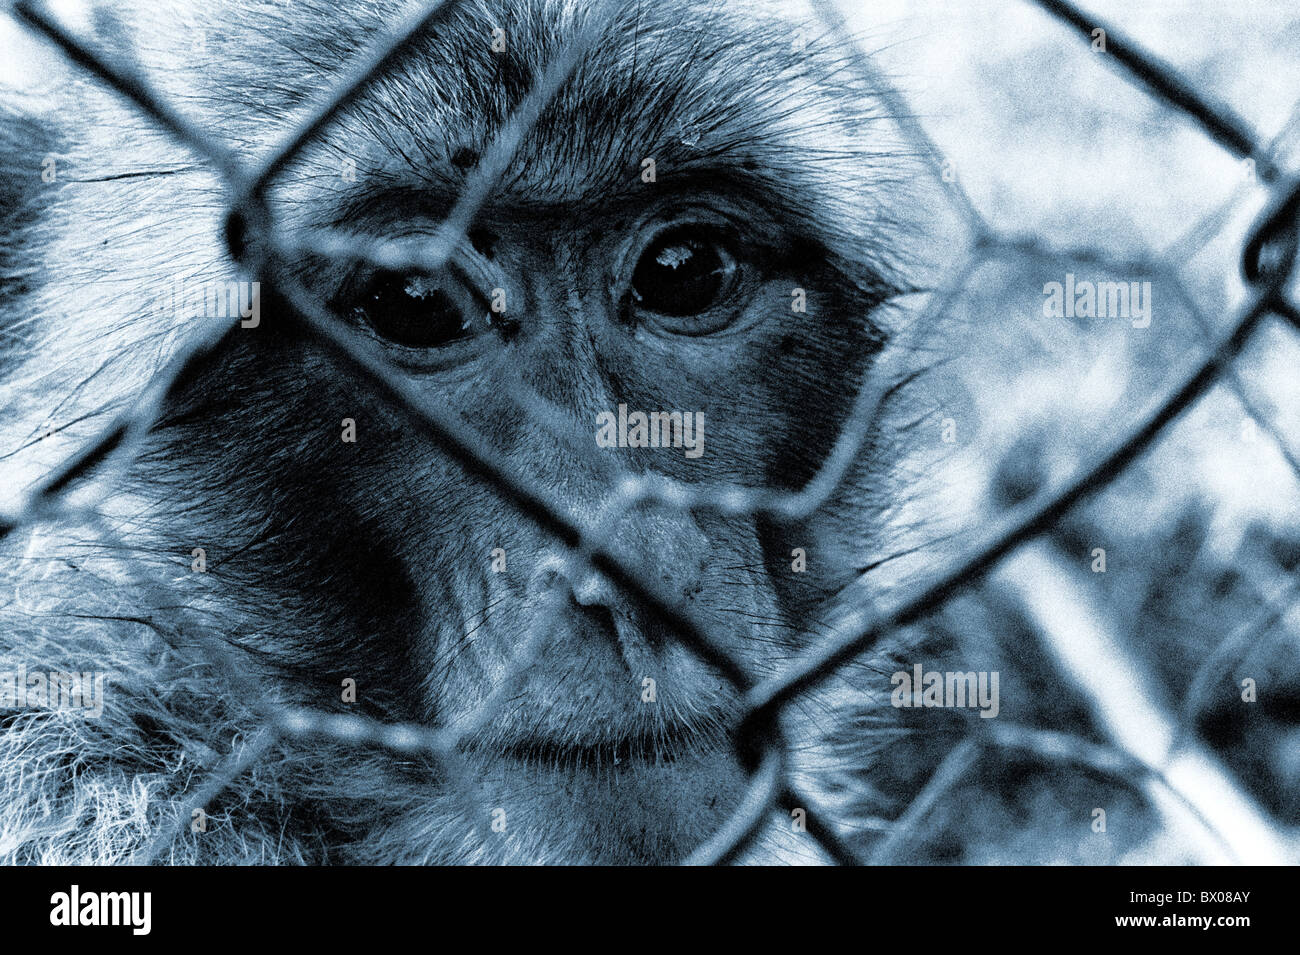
3,0,1299,864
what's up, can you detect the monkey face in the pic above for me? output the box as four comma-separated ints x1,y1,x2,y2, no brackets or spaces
163,182,889,857
4,0,934,863
132,0,919,861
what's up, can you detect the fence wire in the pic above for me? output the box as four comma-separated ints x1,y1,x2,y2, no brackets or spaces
3,0,1300,865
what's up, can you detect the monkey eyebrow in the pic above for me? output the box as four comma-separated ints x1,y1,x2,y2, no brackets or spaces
323,134,796,216
324,183,458,232
330,168,790,237
313,155,843,281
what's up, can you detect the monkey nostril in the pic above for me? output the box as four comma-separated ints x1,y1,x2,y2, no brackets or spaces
528,554,616,610
527,553,608,605
450,146,479,171
468,227,498,259
571,568,618,608
528,557,567,596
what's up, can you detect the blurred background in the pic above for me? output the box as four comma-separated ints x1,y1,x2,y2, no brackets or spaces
817,0,1300,863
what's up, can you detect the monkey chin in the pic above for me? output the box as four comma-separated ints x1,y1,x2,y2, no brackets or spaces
403,737,811,865
422,660,746,862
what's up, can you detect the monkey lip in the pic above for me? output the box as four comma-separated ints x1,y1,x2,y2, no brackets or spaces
474,679,738,770
467,717,733,770
448,602,741,769
493,731,724,769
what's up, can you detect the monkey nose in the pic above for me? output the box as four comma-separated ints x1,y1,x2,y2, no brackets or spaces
525,503,712,621
528,553,619,609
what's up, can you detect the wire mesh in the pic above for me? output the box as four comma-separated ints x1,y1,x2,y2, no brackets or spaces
3,0,1299,865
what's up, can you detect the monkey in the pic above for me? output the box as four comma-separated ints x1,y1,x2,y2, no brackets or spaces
0,0,963,865
3,0,1278,866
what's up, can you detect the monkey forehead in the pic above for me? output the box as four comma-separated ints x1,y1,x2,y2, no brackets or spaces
178,0,914,228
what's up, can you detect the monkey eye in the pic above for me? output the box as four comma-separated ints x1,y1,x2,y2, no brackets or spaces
628,226,745,333
340,268,494,351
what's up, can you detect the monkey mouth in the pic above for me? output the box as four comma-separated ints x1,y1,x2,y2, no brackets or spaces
489,723,731,769
441,594,742,770
457,690,737,770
